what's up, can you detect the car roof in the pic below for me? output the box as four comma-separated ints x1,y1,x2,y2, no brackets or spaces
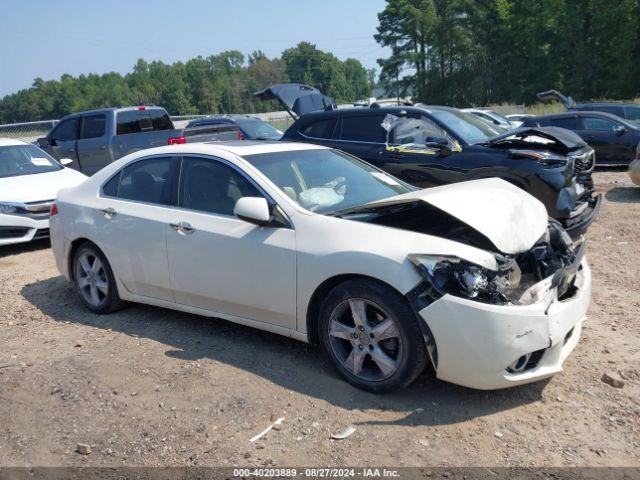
295,104,452,121
62,106,167,118
126,140,329,159
0,138,29,147
527,111,622,121
574,102,635,108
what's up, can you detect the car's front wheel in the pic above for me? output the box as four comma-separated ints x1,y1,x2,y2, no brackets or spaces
72,243,124,314
319,279,428,393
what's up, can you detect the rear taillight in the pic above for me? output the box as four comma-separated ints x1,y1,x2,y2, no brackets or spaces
168,136,186,145
237,130,244,140
49,203,58,216
137,106,146,111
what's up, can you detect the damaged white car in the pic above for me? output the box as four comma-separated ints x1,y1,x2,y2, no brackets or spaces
50,142,590,392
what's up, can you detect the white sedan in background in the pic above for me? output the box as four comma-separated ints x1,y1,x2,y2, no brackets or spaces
50,142,590,392
0,138,86,246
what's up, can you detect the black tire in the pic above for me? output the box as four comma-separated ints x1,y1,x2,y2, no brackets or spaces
318,278,428,393
72,243,125,314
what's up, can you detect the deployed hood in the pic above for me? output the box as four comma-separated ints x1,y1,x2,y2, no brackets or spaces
0,168,87,203
349,178,548,255
253,83,336,119
487,126,587,153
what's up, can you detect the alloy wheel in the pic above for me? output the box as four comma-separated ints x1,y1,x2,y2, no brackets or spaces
328,298,403,381
75,251,109,308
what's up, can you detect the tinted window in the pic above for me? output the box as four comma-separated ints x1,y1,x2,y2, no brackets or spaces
340,115,387,143
180,157,262,216
582,116,618,131
594,105,624,117
301,119,337,139
116,109,173,135
117,157,173,204
51,118,78,142
81,114,106,139
546,117,578,129
102,172,120,197
625,106,640,121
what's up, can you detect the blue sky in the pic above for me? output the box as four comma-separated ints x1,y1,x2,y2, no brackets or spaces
0,0,389,97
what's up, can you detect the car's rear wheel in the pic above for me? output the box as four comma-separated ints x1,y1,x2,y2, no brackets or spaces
319,279,428,393
73,243,124,314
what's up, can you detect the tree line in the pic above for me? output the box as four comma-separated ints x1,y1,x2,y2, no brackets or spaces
0,42,371,123
375,0,640,106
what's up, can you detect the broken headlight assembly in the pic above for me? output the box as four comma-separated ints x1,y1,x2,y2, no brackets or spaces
510,149,567,168
408,254,521,305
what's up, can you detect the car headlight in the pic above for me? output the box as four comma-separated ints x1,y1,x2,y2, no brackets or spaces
0,204,18,214
511,149,567,168
408,254,521,304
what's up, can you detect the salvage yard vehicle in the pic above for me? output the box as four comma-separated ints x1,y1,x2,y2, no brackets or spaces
50,141,591,392
522,111,640,165
0,138,86,246
37,106,241,176
256,84,601,238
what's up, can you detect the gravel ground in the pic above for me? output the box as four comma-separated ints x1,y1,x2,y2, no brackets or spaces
0,170,638,468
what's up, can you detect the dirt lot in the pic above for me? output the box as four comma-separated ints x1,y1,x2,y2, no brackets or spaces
0,170,638,468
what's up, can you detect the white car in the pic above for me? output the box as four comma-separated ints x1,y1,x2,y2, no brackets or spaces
0,138,87,246
506,113,533,128
50,142,591,392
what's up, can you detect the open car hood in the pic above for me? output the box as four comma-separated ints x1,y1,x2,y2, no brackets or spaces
355,178,548,255
253,83,336,119
487,126,587,153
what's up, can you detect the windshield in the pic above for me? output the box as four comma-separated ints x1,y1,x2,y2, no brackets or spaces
430,109,505,144
243,149,414,214
0,144,62,178
237,119,283,140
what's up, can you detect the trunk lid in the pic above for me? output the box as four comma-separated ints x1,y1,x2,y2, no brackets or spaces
253,83,336,119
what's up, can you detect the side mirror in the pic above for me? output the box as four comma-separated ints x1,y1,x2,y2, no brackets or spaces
38,137,50,147
614,125,626,136
60,158,73,166
234,197,271,226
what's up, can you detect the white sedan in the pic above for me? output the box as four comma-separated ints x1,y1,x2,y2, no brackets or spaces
50,142,591,392
0,138,86,246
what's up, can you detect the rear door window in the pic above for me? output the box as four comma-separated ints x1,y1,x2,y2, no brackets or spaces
340,115,387,143
51,118,79,142
624,106,640,122
546,116,578,129
113,157,175,205
116,109,173,135
80,114,106,139
301,119,337,139
581,116,618,131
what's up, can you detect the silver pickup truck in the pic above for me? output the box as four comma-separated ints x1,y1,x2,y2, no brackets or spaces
37,106,239,175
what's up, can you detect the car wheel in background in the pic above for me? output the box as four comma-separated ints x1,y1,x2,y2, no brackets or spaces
319,279,428,393
73,243,125,314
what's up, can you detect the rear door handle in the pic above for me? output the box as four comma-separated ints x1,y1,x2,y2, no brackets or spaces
100,207,116,219
170,221,195,235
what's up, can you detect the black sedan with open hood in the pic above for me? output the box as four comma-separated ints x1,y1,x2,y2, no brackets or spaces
256,84,601,238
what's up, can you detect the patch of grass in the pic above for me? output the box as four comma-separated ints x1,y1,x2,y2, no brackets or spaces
525,101,566,116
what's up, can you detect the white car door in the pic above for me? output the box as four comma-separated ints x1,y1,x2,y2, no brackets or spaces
95,155,177,301
165,155,297,329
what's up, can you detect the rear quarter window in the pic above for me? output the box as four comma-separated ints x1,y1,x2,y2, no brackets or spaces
546,117,578,129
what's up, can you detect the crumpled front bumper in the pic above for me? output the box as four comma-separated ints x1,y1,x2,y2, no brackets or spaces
418,260,591,390
562,193,602,239
0,214,50,246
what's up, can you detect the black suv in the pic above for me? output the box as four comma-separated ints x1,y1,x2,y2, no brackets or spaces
255,84,601,237
522,111,640,164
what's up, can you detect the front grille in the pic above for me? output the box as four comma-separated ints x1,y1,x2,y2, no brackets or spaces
0,226,31,239
572,151,595,174
33,228,50,239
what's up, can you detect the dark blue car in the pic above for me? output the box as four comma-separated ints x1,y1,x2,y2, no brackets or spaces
186,115,283,141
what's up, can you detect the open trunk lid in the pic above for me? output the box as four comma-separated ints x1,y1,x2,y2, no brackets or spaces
536,89,575,109
253,83,336,119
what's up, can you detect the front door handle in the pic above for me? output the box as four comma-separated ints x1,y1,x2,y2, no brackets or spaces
100,207,116,219
170,221,195,235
